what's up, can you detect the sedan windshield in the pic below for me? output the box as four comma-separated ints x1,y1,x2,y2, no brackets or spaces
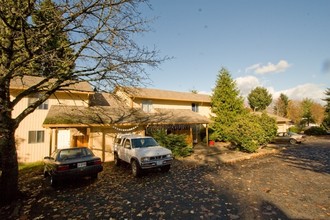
131,138,158,148
58,148,93,161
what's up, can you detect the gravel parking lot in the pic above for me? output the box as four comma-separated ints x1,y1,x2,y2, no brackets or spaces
1,136,329,219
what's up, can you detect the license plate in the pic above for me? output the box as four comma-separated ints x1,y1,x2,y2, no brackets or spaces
156,161,163,166
77,162,86,168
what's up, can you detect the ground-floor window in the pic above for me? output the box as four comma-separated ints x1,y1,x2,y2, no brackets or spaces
28,130,45,143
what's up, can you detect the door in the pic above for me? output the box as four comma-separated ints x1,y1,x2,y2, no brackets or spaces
57,129,71,149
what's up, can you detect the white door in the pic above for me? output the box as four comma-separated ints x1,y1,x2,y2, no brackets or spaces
57,129,71,149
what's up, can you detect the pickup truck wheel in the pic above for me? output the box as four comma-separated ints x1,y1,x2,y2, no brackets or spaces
131,160,141,177
114,153,121,166
161,165,171,173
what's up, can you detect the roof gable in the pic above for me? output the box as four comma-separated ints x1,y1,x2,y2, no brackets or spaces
10,76,93,93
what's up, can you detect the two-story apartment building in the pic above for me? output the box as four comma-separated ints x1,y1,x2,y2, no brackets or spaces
11,77,292,163
43,87,211,162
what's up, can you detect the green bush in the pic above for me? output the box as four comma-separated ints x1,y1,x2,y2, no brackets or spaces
227,113,277,153
304,126,327,135
288,126,302,133
258,112,278,145
151,129,193,157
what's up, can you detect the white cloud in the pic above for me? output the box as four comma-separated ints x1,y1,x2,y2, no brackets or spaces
246,60,291,74
235,75,261,97
275,83,326,104
234,76,325,105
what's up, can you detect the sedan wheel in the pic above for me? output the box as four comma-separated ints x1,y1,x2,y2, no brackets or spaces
43,167,49,178
50,176,58,187
289,138,297,144
131,160,141,177
91,173,98,179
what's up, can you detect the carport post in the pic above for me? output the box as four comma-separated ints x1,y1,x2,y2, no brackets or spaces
102,130,105,162
49,129,53,156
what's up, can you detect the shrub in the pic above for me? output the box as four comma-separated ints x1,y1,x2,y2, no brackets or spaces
304,126,327,135
288,126,302,133
151,129,193,157
258,112,278,145
227,113,277,153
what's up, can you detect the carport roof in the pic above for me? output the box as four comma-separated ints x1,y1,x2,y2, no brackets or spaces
43,105,210,128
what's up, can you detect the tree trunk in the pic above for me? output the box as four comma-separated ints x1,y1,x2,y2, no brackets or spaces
0,114,19,205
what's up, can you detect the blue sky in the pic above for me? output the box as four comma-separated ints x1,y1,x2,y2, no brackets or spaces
138,0,330,104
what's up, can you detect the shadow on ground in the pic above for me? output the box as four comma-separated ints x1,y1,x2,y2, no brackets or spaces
277,141,330,174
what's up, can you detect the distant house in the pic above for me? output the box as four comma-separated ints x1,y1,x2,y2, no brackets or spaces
252,112,292,132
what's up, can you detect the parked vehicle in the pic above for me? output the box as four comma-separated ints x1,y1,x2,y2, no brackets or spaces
43,147,103,186
113,134,173,177
273,132,305,144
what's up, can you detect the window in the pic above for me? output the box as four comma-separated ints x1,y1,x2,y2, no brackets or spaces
28,94,49,110
28,130,45,143
142,100,153,113
192,103,199,112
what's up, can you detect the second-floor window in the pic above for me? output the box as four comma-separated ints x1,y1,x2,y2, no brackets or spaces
142,100,153,113
192,103,199,112
28,94,49,110
28,130,45,143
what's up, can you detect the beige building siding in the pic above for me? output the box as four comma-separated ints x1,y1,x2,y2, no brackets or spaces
13,98,50,162
51,92,90,106
133,98,212,117
11,92,90,162
277,123,291,133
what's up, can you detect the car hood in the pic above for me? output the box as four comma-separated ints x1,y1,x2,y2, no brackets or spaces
136,146,172,157
291,134,304,138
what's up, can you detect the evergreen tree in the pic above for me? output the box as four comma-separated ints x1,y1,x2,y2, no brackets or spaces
31,0,75,77
273,93,289,117
322,88,330,128
301,98,314,126
248,86,273,111
210,68,245,141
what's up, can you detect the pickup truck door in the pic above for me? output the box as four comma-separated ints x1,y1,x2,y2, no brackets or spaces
121,139,132,163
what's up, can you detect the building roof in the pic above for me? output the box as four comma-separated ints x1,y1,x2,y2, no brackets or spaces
10,76,93,93
252,112,292,123
43,105,210,128
89,92,123,108
119,87,211,103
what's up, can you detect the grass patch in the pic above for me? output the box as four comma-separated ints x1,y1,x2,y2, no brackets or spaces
19,161,43,171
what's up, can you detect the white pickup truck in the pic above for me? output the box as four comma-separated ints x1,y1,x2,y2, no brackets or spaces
113,134,173,177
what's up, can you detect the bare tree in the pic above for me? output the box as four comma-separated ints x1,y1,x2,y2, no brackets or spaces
0,0,165,204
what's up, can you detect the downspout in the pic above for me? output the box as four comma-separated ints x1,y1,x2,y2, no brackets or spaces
206,124,209,146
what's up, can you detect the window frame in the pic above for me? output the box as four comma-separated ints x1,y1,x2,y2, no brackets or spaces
28,130,45,144
142,100,153,113
192,103,199,112
28,94,49,110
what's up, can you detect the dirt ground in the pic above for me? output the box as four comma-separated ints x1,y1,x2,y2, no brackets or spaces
1,136,329,219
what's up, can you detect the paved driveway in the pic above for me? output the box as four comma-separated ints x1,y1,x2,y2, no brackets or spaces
2,137,329,219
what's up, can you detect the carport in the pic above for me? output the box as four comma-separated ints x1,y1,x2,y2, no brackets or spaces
43,105,210,162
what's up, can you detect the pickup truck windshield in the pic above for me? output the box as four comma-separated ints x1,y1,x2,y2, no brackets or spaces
131,138,158,148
